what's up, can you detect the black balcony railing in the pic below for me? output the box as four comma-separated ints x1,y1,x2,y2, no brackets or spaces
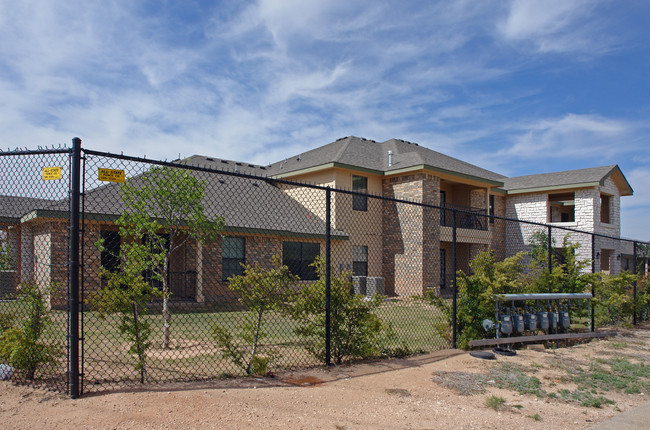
440,203,488,230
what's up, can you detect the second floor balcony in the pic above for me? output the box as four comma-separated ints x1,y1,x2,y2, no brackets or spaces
440,203,488,231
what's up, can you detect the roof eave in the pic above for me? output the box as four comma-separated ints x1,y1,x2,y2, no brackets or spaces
272,162,504,186
505,182,601,195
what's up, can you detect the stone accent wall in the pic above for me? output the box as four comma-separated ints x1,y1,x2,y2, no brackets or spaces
505,193,547,258
505,181,625,275
382,173,440,296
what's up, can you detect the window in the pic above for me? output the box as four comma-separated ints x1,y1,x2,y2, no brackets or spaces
352,175,368,211
549,192,575,223
489,194,495,224
100,230,120,272
222,237,245,281
283,241,320,280
601,249,612,274
600,194,611,224
352,246,368,276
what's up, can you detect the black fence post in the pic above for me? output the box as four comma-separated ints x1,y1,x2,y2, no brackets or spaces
69,137,82,399
591,234,596,331
452,209,457,349
325,187,331,366
633,242,638,326
547,225,553,287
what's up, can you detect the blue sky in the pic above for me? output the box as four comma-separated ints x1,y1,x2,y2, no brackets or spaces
1,0,649,240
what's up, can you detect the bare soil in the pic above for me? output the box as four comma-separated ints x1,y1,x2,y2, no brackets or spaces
1,325,648,429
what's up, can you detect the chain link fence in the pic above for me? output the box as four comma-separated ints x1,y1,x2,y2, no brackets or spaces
1,142,648,396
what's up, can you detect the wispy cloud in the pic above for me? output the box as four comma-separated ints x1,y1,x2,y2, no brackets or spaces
496,113,640,165
498,0,612,54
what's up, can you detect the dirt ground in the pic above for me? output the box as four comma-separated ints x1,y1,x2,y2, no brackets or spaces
1,325,648,430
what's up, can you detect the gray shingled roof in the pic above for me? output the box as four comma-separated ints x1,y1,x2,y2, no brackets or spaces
0,196,57,222
502,165,633,195
42,163,344,238
266,136,507,184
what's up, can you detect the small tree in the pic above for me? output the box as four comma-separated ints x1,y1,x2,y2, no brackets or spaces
290,257,386,364
213,256,298,375
0,282,62,380
88,240,163,383
117,166,224,349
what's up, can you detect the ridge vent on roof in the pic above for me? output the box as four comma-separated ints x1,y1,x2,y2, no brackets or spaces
396,139,418,146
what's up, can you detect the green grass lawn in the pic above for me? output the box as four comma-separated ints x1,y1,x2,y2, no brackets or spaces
2,296,450,391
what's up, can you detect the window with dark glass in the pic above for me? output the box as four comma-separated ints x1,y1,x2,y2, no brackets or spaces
222,237,245,281
100,230,121,272
600,194,611,224
282,241,319,280
352,175,368,211
489,194,495,224
352,246,368,276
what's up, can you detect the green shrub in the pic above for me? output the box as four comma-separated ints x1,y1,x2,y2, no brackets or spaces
426,250,528,349
0,282,61,380
290,257,387,364
594,272,645,326
213,256,298,375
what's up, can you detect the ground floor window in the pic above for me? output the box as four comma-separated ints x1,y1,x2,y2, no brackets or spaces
100,230,120,272
600,248,612,273
222,237,245,281
283,241,319,280
352,245,368,276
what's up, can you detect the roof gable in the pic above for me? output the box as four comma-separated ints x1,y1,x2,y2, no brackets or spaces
267,136,506,185
503,165,633,196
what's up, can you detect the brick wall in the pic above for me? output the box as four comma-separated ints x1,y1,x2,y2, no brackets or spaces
382,173,441,296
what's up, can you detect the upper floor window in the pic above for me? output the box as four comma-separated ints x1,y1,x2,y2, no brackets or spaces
222,237,245,281
352,175,368,211
352,245,368,276
549,192,575,223
600,194,611,224
283,241,319,280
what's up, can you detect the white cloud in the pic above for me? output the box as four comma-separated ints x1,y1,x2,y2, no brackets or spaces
500,113,636,161
498,0,610,54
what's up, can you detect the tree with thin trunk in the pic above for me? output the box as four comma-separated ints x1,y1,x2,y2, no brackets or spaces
118,166,224,349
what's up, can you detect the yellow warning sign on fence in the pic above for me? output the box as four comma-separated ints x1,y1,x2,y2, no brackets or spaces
98,168,125,183
42,167,62,181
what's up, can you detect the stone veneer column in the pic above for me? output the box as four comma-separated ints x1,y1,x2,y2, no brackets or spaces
382,174,440,296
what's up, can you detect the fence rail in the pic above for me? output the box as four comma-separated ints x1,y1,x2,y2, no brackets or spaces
0,139,648,398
